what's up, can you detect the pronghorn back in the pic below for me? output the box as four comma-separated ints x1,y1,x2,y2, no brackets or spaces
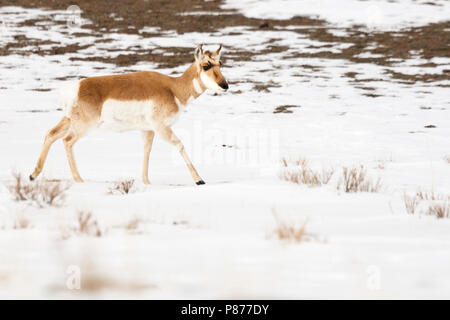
63,72,181,131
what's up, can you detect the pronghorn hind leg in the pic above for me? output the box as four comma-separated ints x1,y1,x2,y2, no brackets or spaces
63,131,85,183
30,117,71,181
142,130,155,185
155,125,204,185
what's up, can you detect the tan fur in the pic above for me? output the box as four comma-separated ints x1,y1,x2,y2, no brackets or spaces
30,45,227,185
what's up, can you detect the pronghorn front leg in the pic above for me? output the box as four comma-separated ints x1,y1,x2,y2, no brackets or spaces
30,117,71,181
142,130,155,185
155,125,205,185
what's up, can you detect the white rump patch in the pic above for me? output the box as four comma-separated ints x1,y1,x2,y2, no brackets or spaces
200,73,225,93
99,99,156,132
59,81,80,117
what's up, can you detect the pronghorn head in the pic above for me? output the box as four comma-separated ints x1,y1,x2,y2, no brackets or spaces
194,44,229,93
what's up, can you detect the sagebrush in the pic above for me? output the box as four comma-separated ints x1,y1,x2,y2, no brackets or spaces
7,172,70,207
108,179,136,195
76,210,103,237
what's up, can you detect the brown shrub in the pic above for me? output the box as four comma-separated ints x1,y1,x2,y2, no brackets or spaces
337,166,381,193
426,201,450,219
7,172,70,207
403,190,450,218
108,179,135,195
272,210,319,243
76,211,103,237
125,216,141,231
13,210,30,229
274,217,306,242
280,157,334,187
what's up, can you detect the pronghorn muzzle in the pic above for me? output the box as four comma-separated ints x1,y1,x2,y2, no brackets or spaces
219,81,229,91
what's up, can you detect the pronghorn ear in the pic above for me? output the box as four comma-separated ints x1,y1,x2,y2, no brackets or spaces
214,44,222,59
194,44,204,62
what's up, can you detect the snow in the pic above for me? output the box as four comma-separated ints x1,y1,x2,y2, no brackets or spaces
222,0,450,30
0,2,450,299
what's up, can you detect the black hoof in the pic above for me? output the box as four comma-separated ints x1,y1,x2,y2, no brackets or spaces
196,180,205,185
29,175,35,181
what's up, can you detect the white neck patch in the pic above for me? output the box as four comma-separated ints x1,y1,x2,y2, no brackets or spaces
174,96,183,109
200,72,224,93
193,78,203,94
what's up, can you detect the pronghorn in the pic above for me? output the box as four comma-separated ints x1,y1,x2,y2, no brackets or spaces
30,44,228,185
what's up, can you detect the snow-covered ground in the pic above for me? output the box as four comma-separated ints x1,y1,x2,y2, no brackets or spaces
0,1,449,299
223,0,450,29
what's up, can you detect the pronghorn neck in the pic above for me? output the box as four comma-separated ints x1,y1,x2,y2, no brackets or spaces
174,63,206,105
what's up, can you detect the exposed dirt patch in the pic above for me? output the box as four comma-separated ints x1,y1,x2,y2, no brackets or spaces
356,86,376,91
293,22,450,64
274,105,300,114
28,88,52,92
0,34,91,57
362,93,382,98
1,0,323,67
1,0,448,84
299,64,322,72
253,80,281,92
385,69,450,84
344,72,359,79
70,47,194,68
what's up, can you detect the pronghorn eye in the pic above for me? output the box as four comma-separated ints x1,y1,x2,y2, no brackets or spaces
203,64,211,71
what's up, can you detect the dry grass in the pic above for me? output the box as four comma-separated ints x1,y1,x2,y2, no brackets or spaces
126,217,140,230
403,190,450,218
415,190,448,201
13,212,30,229
280,157,334,187
337,165,382,193
281,156,308,168
125,216,141,231
274,217,307,242
426,201,450,219
0,205,32,230
108,179,136,195
76,211,103,237
60,210,104,239
403,193,420,215
7,172,70,207
272,210,319,243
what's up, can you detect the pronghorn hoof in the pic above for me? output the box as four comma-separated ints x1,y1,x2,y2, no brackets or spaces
196,180,205,185
29,175,35,181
